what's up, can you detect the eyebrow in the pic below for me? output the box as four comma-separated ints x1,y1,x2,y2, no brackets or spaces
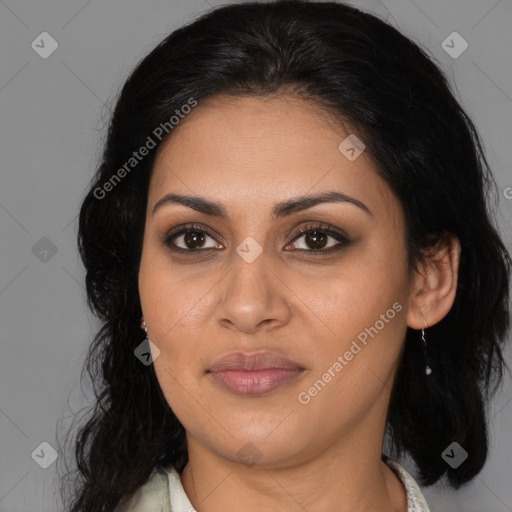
152,191,372,219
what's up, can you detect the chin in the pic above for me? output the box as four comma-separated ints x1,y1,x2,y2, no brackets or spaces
206,428,311,469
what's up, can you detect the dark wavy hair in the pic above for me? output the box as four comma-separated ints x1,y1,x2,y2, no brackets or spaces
59,1,511,510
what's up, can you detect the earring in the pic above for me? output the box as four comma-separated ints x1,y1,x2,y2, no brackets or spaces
421,317,432,376
141,315,150,340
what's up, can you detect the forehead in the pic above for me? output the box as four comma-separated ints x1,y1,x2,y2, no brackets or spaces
148,94,397,221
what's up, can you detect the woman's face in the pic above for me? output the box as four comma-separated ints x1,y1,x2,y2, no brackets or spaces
138,94,414,468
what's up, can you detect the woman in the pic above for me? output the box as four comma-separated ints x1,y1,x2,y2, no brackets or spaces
61,1,511,511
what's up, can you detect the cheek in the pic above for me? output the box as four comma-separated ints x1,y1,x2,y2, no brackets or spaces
300,235,409,383
139,237,205,335
139,261,214,392
309,244,408,337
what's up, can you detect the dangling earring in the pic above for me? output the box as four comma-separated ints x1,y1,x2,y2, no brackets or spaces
137,315,161,365
421,316,432,376
141,315,149,340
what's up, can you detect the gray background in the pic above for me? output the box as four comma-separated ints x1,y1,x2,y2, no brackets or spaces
1,0,511,511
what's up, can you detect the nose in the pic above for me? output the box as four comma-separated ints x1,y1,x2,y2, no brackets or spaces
215,246,293,334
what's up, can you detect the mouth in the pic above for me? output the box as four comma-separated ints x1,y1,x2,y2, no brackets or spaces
207,351,306,397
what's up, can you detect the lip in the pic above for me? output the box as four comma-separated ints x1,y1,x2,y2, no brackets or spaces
207,351,306,396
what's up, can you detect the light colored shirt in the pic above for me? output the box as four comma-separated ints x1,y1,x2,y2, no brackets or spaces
119,457,430,511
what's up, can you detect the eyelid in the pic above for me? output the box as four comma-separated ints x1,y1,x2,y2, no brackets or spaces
288,221,349,243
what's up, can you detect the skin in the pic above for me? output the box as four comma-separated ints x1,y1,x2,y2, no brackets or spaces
138,94,460,512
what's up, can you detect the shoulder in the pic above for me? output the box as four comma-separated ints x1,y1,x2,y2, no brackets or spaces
117,469,171,512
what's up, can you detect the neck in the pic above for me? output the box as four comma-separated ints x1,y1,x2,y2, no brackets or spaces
180,406,407,512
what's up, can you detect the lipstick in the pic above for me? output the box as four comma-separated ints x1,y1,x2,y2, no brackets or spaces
208,351,305,396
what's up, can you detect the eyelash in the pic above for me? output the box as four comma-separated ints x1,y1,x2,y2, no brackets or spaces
162,222,352,257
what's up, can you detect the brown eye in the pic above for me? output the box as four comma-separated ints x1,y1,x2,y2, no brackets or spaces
286,223,352,254
163,224,222,253
163,222,351,257
182,230,207,249
304,230,328,250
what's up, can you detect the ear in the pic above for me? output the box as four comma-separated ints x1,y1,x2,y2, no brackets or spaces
407,233,461,329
